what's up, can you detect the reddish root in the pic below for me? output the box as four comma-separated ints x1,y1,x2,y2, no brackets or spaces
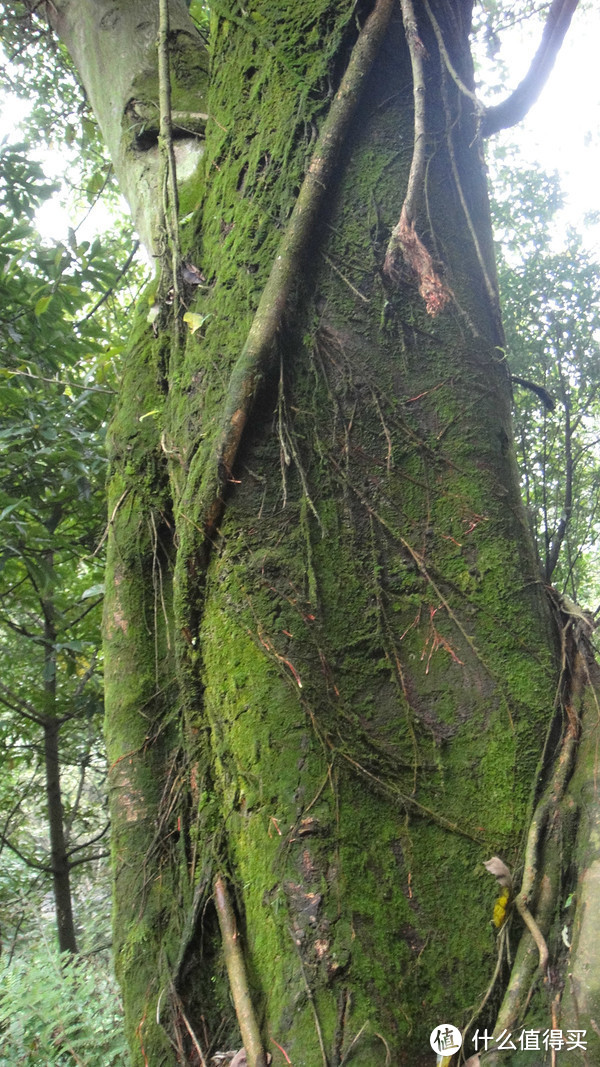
384,209,452,317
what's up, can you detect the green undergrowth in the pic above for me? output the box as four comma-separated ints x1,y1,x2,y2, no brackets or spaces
0,947,128,1066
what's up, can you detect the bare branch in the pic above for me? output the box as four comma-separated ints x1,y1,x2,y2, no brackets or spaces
0,775,39,854
0,833,52,872
0,681,46,725
511,374,556,412
6,368,116,394
68,849,110,869
481,0,580,138
0,612,46,644
75,240,140,327
66,820,110,857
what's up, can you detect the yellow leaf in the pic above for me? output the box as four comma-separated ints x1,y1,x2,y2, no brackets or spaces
183,311,209,335
492,887,511,928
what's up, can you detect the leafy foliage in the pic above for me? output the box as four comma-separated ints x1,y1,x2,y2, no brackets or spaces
0,138,143,952
0,946,129,1066
0,2,126,248
491,147,600,603
0,4,83,142
0,2,109,184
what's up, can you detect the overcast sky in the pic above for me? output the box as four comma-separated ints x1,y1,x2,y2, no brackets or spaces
479,3,600,252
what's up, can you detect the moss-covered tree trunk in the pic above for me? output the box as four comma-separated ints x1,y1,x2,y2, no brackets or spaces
50,1,598,1064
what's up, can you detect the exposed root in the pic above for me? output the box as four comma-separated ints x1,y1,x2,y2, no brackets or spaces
290,928,328,1067
482,588,596,1048
214,875,268,1067
514,893,549,973
383,207,452,316
382,0,452,314
157,0,183,335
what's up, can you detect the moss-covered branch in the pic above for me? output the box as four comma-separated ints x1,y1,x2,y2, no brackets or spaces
191,0,395,550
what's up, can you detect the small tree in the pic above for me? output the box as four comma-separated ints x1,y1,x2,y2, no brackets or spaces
0,140,136,954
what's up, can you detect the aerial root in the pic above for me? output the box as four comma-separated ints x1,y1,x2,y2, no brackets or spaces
383,208,452,316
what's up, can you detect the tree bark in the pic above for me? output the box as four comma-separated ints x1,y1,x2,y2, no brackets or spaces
48,1,596,1064
43,574,78,954
43,717,78,954
47,0,208,252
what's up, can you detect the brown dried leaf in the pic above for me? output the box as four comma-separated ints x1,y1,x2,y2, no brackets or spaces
484,856,512,889
229,1051,247,1067
182,261,206,285
463,1056,481,1066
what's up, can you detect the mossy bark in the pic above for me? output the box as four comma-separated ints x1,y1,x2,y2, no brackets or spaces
51,2,593,1064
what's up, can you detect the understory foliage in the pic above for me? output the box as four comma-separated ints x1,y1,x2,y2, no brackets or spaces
0,944,127,1066
0,134,139,1056
0,137,131,941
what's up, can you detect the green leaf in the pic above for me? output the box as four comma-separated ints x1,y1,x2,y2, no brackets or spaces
34,294,52,317
81,583,105,600
0,500,23,521
86,173,105,202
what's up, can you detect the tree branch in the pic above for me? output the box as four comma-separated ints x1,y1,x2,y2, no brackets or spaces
0,833,52,872
0,681,46,725
0,611,46,644
481,0,580,138
510,374,556,412
68,849,110,869
66,820,110,857
0,777,38,854
7,368,116,394
75,239,140,326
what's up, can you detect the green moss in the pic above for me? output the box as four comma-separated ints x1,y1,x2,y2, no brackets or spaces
103,5,562,1064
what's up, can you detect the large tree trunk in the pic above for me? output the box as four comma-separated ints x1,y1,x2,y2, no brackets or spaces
50,1,598,1064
